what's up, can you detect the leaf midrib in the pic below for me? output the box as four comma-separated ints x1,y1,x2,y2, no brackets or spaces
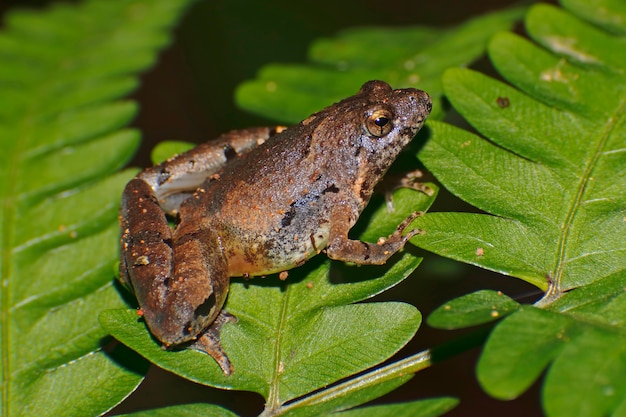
1,115,32,417
1,91,38,413
1,160,14,417
266,281,292,410
546,99,626,303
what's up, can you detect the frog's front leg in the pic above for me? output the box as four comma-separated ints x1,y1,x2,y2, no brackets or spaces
326,205,422,265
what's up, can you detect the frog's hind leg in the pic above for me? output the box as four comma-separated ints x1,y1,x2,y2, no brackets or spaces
119,177,174,297
120,177,235,374
120,128,282,375
137,127,283,214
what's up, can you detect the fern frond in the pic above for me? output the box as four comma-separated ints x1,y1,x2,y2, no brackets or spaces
416,2,626,415
0,1,194,415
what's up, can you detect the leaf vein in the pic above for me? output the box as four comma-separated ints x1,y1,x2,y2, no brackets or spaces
547,98,626,301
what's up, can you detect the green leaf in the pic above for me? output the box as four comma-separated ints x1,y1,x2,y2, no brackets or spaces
150,140,196,164
410,212,551,290
120,403,239,417
478,292,626,416
0,1,193,416
333,397,458,417
235,7,525,123
543,328,626,417
477,270,626,413
561,0,626,36
414,2,626,416
102,187,436,413
428,290,520,329
416,1,626,298
476,307,578,400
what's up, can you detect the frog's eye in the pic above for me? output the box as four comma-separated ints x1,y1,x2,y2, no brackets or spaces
364,109,393,137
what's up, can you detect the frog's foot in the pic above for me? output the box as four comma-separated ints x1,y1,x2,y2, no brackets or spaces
189,310,238,376
327,211,423,265
378,210,424,247
379,169,434,212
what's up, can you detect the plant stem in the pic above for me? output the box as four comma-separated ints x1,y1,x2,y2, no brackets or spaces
260,349,432,417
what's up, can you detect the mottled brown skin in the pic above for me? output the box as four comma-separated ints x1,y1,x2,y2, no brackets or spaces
119,81,432,375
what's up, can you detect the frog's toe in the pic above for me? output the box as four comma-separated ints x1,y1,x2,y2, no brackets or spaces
190,310,237,376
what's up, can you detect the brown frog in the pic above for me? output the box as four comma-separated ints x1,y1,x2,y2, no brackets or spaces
119,80,432,375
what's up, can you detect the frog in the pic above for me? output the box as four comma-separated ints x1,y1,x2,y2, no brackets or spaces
119,80,432,375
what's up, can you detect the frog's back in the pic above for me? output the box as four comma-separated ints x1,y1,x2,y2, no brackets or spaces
177,80,432,276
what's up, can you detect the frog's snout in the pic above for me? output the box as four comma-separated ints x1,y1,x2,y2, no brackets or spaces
396,88,432,130
422,93,433,114
409,90,432,115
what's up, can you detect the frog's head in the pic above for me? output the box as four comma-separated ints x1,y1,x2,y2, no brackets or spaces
295,80,431,204
356,79,431,160
343,80,432,197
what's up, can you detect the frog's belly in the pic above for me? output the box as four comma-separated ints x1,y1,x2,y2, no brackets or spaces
225,224,330,277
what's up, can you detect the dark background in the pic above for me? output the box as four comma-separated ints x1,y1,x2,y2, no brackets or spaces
1,0,546,415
